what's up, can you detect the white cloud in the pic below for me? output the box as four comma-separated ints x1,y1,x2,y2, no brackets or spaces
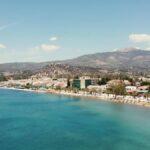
113,48,119,51
49,36,59,41
114,47,141,52
31,44,60,52
144,47,150,51
129,34,150,43
0,44,6,49
41,44,60,52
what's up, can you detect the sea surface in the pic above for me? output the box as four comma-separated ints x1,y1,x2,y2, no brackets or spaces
0,89,150,150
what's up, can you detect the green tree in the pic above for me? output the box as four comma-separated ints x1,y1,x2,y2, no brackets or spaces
107,83,126,97
0,74,7,82
98,77,110,85
25,83,32,89
141,81,150,86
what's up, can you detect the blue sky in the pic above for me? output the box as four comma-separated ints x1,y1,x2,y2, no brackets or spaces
0,0,150,63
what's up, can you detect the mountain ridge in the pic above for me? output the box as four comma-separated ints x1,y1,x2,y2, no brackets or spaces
0,48,150,73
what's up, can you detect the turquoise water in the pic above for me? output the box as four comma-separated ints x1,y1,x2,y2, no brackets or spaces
0,89,150,150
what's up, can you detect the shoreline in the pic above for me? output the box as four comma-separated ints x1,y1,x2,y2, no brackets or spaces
0,87,150,108
0,87,47,93
47,89,150,108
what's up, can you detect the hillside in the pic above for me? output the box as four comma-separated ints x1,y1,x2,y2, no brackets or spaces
0,48,149,74
0,62,49,73
60,48,150,71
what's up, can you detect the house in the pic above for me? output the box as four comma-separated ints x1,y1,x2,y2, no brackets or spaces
139,77,150,82
107,80,124,87
91,78,100,85
53,78,68,89
137,86,149,94
123,80,131,86
125,86,137,94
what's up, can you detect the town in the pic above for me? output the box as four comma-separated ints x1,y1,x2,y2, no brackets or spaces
0,73,150,107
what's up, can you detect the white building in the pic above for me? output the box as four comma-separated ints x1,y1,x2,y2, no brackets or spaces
125,86,137,93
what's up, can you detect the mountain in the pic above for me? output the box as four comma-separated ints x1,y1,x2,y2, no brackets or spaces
60,48,150,72
0,48,150,74
39,64,103,78
0,62,49,73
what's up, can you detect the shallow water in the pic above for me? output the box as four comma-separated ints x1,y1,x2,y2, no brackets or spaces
0,89,150,150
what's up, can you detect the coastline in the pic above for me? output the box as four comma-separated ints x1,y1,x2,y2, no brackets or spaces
0,87,150,108
47,89,150,108
0,87,46,93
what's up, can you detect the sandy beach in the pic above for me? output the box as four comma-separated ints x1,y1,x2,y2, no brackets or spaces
46,89,150,108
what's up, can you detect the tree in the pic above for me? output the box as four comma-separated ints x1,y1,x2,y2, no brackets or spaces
141,81,150,86
0,74,7,82
98,77,110,85
107,83,126,97
73,75,79,79
25,83,32,89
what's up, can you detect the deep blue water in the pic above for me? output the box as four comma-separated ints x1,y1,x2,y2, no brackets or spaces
0,89,150,150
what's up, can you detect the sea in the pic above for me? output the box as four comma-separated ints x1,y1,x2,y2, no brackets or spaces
0,89,150,150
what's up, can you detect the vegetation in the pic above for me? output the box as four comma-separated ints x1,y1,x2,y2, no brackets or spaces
24,83,32,89
141,81,150,86
0,74,7,82
98,77,110,85
12,70,33,80
107,83,126,96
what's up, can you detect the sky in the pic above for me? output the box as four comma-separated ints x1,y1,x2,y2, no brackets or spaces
0,0,150,63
